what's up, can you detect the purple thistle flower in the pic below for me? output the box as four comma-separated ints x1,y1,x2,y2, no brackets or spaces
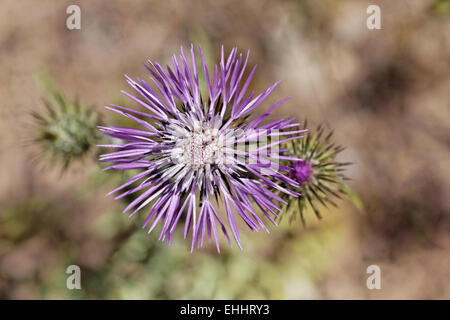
99,45,304,252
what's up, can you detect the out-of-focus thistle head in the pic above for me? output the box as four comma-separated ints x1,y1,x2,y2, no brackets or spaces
279,121,361,225
99,45,305,252
33,72,100,169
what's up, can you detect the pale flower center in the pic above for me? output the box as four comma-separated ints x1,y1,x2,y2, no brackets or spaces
179,130,223,166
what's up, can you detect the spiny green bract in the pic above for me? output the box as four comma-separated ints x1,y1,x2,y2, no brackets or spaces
32,72,100,169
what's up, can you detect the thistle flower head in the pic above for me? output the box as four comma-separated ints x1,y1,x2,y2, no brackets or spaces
33,73,99,168
99,45,304,251
280,121,358,225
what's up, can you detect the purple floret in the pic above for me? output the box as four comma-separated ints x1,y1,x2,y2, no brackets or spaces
290,160,312,186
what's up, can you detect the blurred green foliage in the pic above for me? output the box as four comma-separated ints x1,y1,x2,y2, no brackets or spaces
430,0,450,14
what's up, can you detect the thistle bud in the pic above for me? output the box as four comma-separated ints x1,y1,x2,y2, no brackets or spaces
32,72,100,169
280,121,361,225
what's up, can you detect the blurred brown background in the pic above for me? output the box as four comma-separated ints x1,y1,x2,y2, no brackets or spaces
0,0,449,299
